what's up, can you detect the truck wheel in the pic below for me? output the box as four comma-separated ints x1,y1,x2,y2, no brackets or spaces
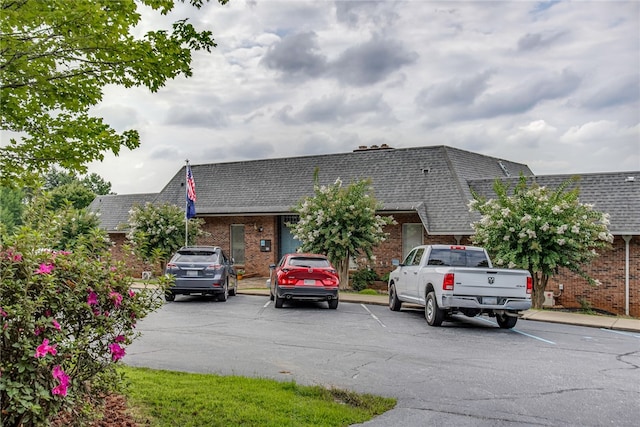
425,291,444,326
389,284,402,311
496,313,518,329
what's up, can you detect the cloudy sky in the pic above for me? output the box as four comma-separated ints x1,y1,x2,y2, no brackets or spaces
87,0,640,195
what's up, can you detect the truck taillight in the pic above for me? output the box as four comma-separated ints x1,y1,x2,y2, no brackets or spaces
526,277,532,294
450,245,466,250
443,273,455,291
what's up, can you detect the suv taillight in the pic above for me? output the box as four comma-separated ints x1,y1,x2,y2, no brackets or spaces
166,263,177,270
526,277,532,294
205,264,222,270
442,273,455,291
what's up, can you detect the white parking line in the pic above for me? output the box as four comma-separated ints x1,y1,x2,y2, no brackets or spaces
601,328,640,339
263,301,271,308
476,317,556,344
361,304,386,328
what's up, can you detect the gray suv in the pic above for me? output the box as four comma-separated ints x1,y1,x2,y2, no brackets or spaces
164,246,237,302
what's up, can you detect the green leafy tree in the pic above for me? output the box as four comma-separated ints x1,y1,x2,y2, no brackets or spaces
1,0,228,187
469,176,614,309
127,202,205,274
81,172,112,196
43,168,112,196
0,187,25,233
289,172,395,289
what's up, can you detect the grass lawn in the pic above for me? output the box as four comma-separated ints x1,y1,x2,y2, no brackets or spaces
120,366,396,426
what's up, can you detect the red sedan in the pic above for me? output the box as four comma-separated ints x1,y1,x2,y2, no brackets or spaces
269,253,340,309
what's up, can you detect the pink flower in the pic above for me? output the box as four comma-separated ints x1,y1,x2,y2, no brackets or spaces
51,365,69,397
34,338,57,358
52,319,61,330
34,327,44,336
114,335,126,343
128,290,135,298
0,307,8,318
109,291,123,308
108,343,126,361
35,263,54,275
87,291,98,306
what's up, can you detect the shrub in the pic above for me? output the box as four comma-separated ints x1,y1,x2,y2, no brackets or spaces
0,226,168,427
350,268,379,292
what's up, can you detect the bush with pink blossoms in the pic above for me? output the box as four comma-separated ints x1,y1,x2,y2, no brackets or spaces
0,226,170,427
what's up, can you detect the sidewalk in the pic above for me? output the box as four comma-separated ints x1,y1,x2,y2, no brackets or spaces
238,277,640,333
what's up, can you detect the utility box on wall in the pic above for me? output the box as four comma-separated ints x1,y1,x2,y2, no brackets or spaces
543,291,555,307
260,239,271,252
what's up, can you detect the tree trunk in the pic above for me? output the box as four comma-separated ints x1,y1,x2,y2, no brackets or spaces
532,271,549,309
337,252,350,290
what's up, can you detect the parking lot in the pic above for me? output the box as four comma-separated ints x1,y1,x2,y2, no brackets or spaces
125,293,640,426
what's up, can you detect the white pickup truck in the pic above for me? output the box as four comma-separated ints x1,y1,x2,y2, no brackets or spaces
388,245,532,328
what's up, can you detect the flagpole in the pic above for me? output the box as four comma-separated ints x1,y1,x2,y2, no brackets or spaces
185,159,189,247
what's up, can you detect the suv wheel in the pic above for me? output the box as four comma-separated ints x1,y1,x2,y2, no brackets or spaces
218,281,229,302
165,292,175,302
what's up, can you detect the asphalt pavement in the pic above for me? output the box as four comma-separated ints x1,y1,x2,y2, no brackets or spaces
237,276,640,333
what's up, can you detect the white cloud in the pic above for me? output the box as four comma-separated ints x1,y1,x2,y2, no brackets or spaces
85,0,639,194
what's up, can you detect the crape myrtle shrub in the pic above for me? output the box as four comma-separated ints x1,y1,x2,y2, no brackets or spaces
0,226,167,427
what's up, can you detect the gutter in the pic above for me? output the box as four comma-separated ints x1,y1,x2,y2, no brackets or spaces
622,235,632,316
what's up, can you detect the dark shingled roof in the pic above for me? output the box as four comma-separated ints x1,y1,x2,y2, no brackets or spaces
468,172,640,235
88,146,638,235
151,145,532,234
87,193,158,232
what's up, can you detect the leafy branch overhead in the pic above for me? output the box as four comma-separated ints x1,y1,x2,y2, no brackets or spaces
0,0,228,186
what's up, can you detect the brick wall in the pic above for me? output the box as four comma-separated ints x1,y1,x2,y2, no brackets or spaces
107,233,156,278
547,235,639,317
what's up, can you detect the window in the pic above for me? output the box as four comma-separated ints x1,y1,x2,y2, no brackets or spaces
231,225,245,264
402,223,423,258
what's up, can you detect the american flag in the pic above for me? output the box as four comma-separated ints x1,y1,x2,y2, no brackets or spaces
186,165,196,219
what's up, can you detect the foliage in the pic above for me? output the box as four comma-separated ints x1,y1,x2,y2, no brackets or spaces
44,167,112,196
0,0,228,187
46,182,97,211
350,268,380,292
289,171,395,289
21,194,111,254
469,175,613,309
121,366,396,426
127,202,206,273
0,225,168,427
0,187,25,233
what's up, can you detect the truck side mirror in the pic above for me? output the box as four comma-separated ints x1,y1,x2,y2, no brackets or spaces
391,259,400,266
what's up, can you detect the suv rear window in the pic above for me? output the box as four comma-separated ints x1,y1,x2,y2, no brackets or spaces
289,257,331,268
173,251,219,263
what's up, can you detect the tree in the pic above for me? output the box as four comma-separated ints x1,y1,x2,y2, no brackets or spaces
0,187,25,233
43,168,112,196
469,175,614,309
1,0,228,187
127,202,206,274
289,172,395,289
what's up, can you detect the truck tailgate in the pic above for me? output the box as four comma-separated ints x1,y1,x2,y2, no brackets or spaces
452,268,529,298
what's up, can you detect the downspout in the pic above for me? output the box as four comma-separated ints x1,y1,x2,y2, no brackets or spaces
622,235,631,316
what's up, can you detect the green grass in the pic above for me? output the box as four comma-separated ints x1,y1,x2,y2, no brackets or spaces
120,366,396,427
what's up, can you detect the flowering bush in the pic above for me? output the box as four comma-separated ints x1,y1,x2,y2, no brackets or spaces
289,172,395,288
127,202,206,274
0,226,167,426
469,176,613,308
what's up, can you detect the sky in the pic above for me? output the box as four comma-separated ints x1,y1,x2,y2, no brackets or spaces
86,0,640,195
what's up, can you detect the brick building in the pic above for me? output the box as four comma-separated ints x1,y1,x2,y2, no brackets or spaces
88,145,639,317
